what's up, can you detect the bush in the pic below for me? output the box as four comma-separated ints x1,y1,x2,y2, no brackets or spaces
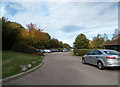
12,43,37,54
36,52,44,56
74,49,94,56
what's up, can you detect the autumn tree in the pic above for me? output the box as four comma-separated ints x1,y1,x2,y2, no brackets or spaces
20,28,30,45
88,40,94,49
25,23,50,48
2,17,69,50
93,34,104,48
26,23,38,46
38,32,51,49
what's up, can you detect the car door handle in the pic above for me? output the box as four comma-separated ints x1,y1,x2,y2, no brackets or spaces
96,56,98,58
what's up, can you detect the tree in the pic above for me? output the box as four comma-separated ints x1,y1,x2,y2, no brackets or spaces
38,33,51,49
103,33,108,41
103,33,111,44
74,33,89,49
63,43,71,49
2,17,70,50
59,41,64,48
25,23,47,48
93,34,104,48
2,17,22,50
88,40,94,49
112,29,120,40
26,23,38,46
20,28,30,45
50,38,62,48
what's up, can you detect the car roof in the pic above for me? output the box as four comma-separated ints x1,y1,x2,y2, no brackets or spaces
98,49,118,52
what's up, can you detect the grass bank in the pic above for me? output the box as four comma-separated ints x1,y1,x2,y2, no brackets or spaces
2,51,43,79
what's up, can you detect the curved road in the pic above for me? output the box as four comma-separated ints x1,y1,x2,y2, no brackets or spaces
4,52,119,85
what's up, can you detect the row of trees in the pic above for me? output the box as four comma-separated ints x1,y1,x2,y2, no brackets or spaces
2,17,71,50
74,29,119,49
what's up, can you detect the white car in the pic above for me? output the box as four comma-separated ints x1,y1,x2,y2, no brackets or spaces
44,49,51,53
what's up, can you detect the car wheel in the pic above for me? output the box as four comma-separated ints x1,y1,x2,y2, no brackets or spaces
82,58,86,64
97,61,104,70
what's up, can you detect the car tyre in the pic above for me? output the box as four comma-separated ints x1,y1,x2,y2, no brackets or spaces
97,61,104,70
82,58,86,64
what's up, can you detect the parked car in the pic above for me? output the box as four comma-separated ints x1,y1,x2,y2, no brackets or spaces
53,49,59,52
63,49,68,52
44,49,51,53
60,49,63,52
82,49,120,70
50,49,59,52
39,49,45,53
36,49,39,52
50,49,55,52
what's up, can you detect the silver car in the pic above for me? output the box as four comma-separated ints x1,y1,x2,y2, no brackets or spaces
82,49,120,70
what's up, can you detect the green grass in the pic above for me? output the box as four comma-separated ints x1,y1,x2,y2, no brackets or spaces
2,51,42,79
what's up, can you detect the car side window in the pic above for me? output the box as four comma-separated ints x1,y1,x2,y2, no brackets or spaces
99,51,103,55
93,50,103,55
87,51,94,55
93,50,98,55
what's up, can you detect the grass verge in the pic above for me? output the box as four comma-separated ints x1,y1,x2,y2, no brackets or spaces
2,51,43,79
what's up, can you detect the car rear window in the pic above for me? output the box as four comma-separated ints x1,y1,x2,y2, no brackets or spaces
104,51,120,55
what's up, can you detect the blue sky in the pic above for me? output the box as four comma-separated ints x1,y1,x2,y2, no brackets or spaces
1,1,118,46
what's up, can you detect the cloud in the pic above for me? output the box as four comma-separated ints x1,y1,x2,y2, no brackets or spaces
60,25,85,33
1,2,118,46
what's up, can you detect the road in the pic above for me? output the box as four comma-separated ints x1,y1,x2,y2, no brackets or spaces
3,52,119,85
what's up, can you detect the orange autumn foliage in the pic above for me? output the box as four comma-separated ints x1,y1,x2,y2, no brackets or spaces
88,40,94,49
21,23,48,46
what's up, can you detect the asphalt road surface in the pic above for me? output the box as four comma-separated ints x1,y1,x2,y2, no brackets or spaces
4,52,119,85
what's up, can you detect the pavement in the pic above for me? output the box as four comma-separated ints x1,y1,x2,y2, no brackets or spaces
3,52,119,85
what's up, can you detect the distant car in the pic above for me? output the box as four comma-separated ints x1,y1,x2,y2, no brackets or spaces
60,49,62,52
50,49,59,52
82,49,120,70
39,49,45,53
70,49,73,51
36,49,39,52
63,49,68,52
50,49,55,52
55,49,59,52
44,49,51,53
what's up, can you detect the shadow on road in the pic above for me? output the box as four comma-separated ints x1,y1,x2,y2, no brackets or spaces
85,63,120,71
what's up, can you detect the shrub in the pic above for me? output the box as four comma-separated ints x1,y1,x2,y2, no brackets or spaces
12,43,36,54
36,52,44,56
74,49,94,56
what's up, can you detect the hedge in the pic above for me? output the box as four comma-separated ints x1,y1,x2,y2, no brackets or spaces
73,49,94,56
12,43,37,54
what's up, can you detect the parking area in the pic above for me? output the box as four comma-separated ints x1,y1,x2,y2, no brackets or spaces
4,52,119,85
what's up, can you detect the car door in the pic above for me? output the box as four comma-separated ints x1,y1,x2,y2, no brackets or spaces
86,50,94,64
91,50,103,65
90,50,98,65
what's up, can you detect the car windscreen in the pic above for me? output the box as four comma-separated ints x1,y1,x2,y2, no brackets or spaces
104,50,120,55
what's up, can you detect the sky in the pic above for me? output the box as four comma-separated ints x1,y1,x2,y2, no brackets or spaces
0,1,118,46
